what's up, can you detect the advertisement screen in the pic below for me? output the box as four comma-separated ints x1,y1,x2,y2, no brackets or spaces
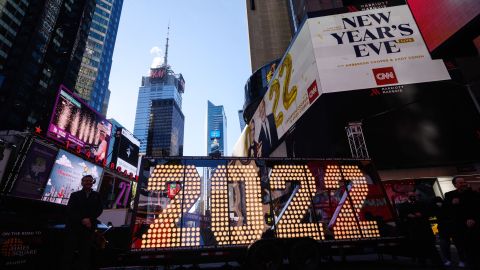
98,174,133,209
383,179,436,207
210,130,220,139
112,128,140,176
240,4,450,158
47,85,112,163
310,5,450,92
408,0,480,52
41,149,102,205
0,148,12,183
209,139,220,154
10,141,57,200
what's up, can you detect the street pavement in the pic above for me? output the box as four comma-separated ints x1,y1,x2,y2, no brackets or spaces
100,254,470,269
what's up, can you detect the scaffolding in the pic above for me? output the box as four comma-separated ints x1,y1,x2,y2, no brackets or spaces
346,122,369,159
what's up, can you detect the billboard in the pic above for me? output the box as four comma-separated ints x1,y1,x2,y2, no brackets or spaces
41,149,102,205
150,67,167,81
239,4,450,157
10,141,57,200
243,59,280,122
111,128,140,176
98,173,133,209
310,5,450,92
0,147,12,183
209,130,221,154
383,179,436,207
47,85,112,164
210,130,220,139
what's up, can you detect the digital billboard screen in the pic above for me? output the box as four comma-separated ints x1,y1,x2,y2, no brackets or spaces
111,128,140,176
41,149,102,205
10,140,57,200
210,130,220,139
98,174,133,209
47,85,112,164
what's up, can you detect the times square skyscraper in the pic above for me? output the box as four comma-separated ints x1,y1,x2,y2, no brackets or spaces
133,31,186,156
75,0,124,115
207,101,227,156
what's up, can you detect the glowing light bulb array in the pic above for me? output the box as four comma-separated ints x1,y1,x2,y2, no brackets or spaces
270,165,324,240
141,164,201,248
210,165,264,245
325,165,380,239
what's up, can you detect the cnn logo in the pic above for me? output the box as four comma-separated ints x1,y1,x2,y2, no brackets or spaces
307,81,319,104
372,67,398,85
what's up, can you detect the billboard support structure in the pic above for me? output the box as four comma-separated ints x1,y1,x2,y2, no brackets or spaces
346,122,369,159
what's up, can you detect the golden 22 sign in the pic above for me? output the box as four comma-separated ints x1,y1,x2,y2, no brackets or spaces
251,23,321,142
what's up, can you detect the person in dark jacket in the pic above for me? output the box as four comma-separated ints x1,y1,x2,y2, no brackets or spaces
397,191,441,266
62,175,103,270
443,177,480,268
431,196,456,267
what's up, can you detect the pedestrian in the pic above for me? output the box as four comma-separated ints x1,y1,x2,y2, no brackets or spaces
431,196,455,266
62,175,103,270
443,176,480,268
397,191,442,266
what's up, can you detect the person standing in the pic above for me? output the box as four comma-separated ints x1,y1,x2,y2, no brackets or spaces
430,196,463,267
257,99,278,157
397,191,442,266
62,175,103,270
443,177,480,268
247,119,260,158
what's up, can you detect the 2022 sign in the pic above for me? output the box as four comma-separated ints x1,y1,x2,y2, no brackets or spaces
139,163,380,249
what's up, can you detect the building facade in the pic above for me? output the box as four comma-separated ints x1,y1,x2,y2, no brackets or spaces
75,0,124,115
147,98,184,156
133,65,185,156
0,0,96,132
0,0,28,74
207,101,227,156
246,0,292,72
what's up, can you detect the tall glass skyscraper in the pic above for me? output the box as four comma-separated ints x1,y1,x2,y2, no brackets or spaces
0,0,96,131
75,0,124,115
207,101,227,156
133,33,185,156
147,98,184,156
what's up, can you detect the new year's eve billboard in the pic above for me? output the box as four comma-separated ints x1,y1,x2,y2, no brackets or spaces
310,4,450,92
41,149,102,205
239,4,450,157
47,85,112,164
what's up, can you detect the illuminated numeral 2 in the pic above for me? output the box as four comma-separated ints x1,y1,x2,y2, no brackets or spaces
268,53,298,128
325,165,380,239
210,165,264,245
141,165,201,248
270,165,324,240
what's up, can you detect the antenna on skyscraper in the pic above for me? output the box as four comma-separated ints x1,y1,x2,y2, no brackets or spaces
164,22,170,67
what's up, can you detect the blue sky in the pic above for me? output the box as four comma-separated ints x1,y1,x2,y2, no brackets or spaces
107,0,251,156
